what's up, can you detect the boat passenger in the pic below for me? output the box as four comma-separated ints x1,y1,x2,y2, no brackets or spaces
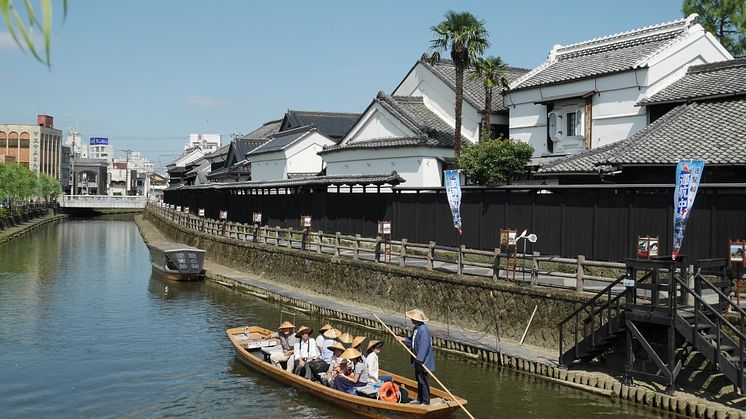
396,308,434,405
292,326,320,379
366,340,393,383
333,348,369,394
270,321,297,372
309,328,340,382
316,323,333,353
351,336,366,362
324,342,346,386
338,332,353,347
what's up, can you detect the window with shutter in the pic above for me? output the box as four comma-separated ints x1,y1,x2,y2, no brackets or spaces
575,108,584,139
548,112,559,141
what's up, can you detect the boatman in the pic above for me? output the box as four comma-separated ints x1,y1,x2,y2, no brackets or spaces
397,308,434,405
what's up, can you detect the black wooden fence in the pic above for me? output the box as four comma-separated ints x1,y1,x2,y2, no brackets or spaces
164,184,746,262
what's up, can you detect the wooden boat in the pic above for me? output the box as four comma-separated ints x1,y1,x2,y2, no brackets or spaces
146,242,205,281
227,326,467,418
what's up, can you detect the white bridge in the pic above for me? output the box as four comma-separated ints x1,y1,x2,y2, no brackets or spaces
59,195,147,210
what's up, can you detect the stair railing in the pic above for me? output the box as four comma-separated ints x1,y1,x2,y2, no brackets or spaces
559,274,627,365
673,273,746,392
693,270,746,345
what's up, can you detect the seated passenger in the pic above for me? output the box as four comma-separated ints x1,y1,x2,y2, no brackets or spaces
316,323,333,353
333,348,369,394
310,328,340,382
351,336,367,362
366,340,393,383
292,326,320,379
269,321,297,372
324,342,347,386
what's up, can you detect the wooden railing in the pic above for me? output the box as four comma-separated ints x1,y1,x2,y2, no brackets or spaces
149,203,626,293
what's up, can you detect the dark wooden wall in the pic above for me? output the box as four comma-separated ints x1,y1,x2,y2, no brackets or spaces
164,186,746,262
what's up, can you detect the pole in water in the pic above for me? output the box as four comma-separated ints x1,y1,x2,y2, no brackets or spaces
372,314,476,419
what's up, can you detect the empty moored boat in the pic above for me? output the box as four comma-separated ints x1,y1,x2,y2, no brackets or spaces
227,325,467,418
147,242,205,281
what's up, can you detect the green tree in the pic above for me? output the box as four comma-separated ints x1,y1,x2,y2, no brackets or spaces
469,56,509,140
683,0,745,56
460,139,534,185
430,11,490,166
0,0,66,67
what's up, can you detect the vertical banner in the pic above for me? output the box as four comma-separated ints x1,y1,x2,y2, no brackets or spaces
672,160,705,259
444,170,463,234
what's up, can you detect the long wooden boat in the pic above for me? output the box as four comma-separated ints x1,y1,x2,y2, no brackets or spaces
227,326,466,418
147,242,205,281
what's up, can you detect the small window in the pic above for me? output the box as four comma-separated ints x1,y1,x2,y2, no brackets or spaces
566,112,576,136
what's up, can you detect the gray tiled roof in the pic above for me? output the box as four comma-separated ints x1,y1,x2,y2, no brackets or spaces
537,97,746,174
320,93,455,155
247,126,316,156
639,59,746,105
417,56,530,112
240,119,282,140
512,16,693,91
281,110,361,139
167,171,405,190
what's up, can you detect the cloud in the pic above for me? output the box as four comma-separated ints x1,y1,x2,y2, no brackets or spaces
185,95,232,108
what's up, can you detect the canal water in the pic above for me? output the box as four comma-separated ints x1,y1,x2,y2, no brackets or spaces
0,219,672,418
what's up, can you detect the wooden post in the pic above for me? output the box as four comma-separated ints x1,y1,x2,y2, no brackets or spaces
286,228,292,248
427,241,435,271
399,238,407,267
353,234,360,260
458,245,465,275
576,255,585,293
316,231,322,254
493,248,500,280
532,251,540,285
335,232,341,256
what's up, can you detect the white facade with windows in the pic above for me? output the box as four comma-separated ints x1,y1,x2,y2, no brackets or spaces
248,128,334,181
186,133,221,153
507,15,732,157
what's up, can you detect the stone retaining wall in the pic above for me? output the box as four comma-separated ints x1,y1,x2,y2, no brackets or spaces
0,213,68,245
145,210,593,350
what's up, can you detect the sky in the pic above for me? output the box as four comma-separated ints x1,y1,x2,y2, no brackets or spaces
0,0,685,171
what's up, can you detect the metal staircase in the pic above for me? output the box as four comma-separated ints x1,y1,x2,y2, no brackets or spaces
559,258,746,394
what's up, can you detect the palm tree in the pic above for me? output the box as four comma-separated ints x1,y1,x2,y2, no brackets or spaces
430,11,489,166
469,56,509,141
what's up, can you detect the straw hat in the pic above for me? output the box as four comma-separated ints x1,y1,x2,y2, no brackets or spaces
295,326,313,338
339,332,353,345
319,323,333,333
323,328,341,339
341,348,362,361
327,342,345,352
278,320,295,330
351,336,366,349
405,308,428,323
366,339,384,353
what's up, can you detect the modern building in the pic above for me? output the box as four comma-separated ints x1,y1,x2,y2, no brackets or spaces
507,14,732,158
89,141,114,161
186,133,221,153
0,114,63,179
66,130,88,158
61,145,71,192
70,158,108,195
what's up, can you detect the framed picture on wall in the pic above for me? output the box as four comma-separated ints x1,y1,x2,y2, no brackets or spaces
253,212,262,224
301,215,312,228
637,236,659,259
219,210,228,220
198,208,205,217
729,241,745,266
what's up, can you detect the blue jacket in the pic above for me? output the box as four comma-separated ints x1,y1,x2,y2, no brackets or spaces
404,323,435,371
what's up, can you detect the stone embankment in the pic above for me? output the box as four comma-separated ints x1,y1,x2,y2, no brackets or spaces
0,211,68,245
139,210,746,418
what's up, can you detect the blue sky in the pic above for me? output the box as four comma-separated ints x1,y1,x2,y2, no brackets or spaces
0,0,684,170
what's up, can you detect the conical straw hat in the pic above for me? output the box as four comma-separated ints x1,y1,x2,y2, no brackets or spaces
319,323,333,332
341,347,362,360
323,328,341,339
339,332,353,344
405,308,428,323
327,341,345,352
295,326,313,338
351,336,366,349
366,339,384,353
278,320,295,330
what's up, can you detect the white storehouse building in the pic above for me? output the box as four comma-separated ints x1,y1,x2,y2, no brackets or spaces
248,126,336,181
506,14,732,157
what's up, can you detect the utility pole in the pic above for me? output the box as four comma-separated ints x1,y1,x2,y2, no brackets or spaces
122,148,132,196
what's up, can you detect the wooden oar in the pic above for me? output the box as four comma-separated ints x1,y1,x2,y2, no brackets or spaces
372,314,476,419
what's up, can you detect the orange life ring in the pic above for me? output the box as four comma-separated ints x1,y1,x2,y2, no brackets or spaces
377,381,400,403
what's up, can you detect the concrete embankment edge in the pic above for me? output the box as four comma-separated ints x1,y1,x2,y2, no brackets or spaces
138,210,746,419
0,213,68,245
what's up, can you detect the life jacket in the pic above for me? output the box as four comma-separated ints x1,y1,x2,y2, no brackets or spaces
377,381,400,403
